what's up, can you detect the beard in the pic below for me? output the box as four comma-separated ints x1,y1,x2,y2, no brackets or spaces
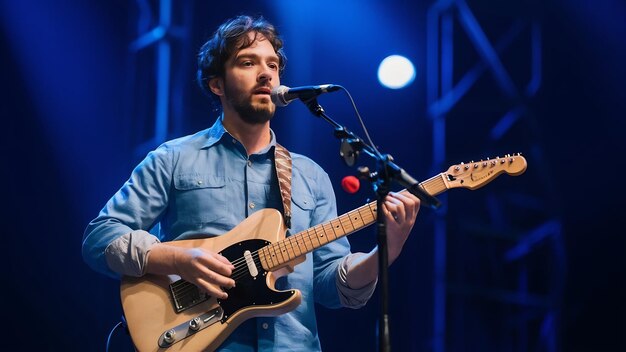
223,80,275,125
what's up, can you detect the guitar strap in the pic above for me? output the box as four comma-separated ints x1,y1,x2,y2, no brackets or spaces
274,143,292,228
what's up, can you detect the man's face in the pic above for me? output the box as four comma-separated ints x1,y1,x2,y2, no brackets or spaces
221,33,281,124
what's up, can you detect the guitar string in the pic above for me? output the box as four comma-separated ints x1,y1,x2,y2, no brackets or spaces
227,205,375,281
174,208,376,302
174,239,299,298
228,202,379,278
173,253,264,302
174,250,271,301
172,221,349,299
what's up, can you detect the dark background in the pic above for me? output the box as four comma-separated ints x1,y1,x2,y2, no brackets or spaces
1,0,624,351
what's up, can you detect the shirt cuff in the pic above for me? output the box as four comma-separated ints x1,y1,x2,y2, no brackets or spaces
104,230,160,277
336,252,378,309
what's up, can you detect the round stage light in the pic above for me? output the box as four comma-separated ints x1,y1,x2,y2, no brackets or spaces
377,55,416,89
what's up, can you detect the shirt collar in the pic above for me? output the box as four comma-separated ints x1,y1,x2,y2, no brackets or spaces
202,115,277,155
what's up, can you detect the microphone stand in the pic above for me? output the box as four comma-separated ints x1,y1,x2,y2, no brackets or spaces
302,98,440,352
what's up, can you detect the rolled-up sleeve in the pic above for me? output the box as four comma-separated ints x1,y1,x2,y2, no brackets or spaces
104,230,160,277
336,252,378,308
82,145,172,278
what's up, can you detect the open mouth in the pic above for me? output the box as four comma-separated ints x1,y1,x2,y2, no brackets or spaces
253,87,272,95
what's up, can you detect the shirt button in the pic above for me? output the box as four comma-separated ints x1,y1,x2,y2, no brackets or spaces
197,180,203,185
232,139,237,144
247,160,252,167
249,202,256,209
262,322,269,330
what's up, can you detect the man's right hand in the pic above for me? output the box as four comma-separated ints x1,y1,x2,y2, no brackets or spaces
146,244,236,299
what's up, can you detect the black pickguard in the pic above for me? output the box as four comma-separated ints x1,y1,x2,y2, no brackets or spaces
218,239,295,321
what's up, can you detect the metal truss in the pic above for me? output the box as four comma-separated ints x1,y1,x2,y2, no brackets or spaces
426,1,564,351
129,0,193,158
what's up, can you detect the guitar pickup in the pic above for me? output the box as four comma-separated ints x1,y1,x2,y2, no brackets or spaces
244,250,259,278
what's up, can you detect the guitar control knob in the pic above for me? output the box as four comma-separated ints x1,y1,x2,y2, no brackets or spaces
189,317,202,331
164,329,176,344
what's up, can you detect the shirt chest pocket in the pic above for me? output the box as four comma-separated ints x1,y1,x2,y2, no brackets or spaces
292,192,315,211
172,174,230,225
290,191,316,230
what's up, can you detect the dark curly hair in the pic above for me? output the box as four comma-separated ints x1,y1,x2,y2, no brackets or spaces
197,15,286,107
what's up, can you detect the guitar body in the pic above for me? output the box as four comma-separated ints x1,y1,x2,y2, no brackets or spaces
121,209,303,352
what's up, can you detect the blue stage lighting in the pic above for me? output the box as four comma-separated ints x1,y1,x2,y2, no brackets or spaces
377,55,416,89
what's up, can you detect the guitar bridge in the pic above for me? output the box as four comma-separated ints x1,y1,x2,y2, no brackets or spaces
170,279,209,313
158,307,224,348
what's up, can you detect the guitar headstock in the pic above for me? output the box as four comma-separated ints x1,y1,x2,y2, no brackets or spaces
444,154,527,190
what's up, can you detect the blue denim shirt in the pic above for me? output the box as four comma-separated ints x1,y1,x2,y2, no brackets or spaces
82,117,375,351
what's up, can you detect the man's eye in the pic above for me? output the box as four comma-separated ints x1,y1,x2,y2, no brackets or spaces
242,61,253,67
268,63,278,70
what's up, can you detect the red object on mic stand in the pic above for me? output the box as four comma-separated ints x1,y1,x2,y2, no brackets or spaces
341,176,360,194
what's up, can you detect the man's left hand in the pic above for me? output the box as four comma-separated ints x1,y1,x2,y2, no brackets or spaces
382,191,421,264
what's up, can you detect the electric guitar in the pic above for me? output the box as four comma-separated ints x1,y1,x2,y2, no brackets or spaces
121,154,527,351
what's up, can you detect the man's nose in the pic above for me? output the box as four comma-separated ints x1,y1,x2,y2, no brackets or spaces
258,66,273,82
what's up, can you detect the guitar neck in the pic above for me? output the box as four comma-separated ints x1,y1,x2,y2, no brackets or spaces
258,173,449,271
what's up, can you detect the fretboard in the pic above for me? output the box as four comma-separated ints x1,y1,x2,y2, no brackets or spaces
258,172,449,271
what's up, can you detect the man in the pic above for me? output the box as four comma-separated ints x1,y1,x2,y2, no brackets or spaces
82,15,420,351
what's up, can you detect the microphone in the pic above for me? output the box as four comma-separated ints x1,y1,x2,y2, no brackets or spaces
271,84,340,107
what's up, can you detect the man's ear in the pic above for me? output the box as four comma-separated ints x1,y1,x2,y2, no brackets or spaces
208,77,224,96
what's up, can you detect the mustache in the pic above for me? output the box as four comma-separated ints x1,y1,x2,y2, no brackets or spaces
252,84,273,95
